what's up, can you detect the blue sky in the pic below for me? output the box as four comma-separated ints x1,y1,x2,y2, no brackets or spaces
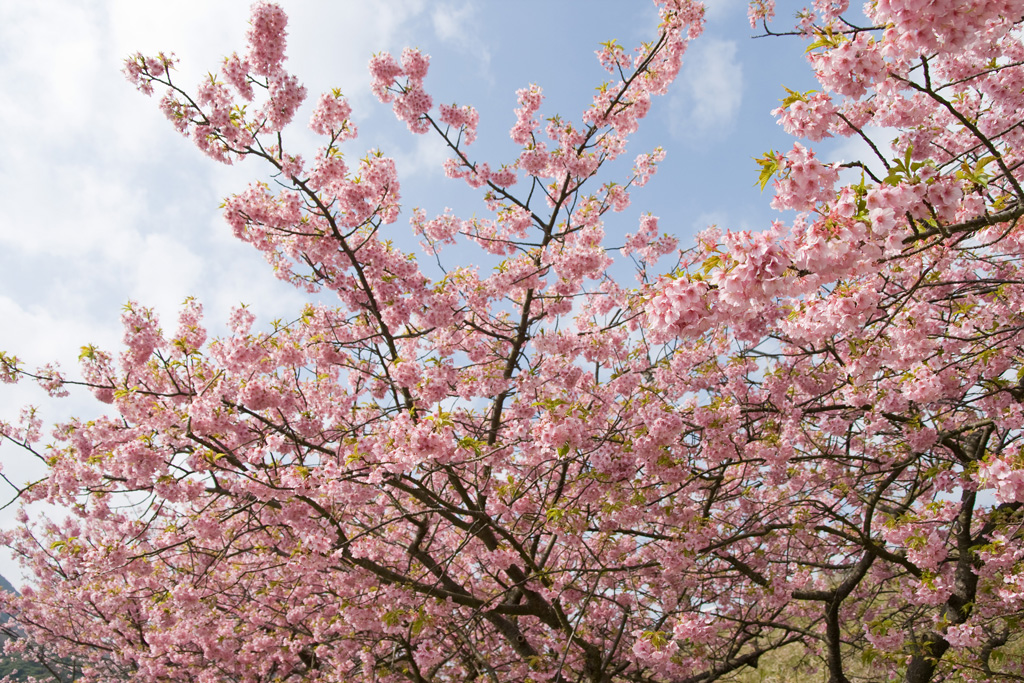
0,0,856,582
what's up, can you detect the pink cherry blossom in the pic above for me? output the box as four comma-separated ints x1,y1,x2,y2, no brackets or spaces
5,2,1024,682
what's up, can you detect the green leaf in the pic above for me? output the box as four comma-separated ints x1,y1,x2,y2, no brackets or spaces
956,155,998,187
804,27,847,53
754,151,780,192
779,86,817,109
382,609,405,627
884,145,928,185
642,631,671,648
701,254,722,275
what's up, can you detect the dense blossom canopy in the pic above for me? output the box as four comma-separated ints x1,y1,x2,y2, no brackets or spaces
3,1,1024,682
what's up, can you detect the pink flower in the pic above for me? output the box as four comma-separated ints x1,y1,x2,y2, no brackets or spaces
368,52,404,102
222,53,253,101
648,277,713,337
980,457,1024,504
439,103,480,145
770,143,840,212
309,91,355,139
246,2,290,76
510,84,543,144
400,47,430,81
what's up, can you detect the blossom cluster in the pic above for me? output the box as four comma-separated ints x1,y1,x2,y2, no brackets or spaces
5,1,1024,682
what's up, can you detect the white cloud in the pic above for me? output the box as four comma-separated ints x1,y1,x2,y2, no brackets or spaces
432,2,472,42
825,125,899,185
0,2,101,131
702,0,745,22
430,2,491,79
393,131,451,180
670,38,743,145
286,0,426,109
689,209,754,234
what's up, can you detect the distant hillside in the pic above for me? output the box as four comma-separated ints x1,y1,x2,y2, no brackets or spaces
0,574,16,627
0,575,62,682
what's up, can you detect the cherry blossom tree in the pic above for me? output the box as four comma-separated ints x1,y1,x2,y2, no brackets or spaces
3,1,1024,682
